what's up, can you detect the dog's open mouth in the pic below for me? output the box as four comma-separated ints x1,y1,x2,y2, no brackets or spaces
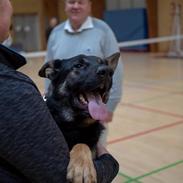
76,92,112,122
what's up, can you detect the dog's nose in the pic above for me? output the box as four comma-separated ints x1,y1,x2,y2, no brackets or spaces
97,66,110,78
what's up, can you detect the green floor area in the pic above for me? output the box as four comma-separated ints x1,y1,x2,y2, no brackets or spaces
118,159,183,183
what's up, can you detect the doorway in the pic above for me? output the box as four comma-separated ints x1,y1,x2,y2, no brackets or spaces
12,14,40,52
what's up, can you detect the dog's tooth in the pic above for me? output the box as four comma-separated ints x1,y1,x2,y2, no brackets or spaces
79,95,84,101
79,95,87,104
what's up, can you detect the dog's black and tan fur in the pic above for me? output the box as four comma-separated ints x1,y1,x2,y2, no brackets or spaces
39,53,120,183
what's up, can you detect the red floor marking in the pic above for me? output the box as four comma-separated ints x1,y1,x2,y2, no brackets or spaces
173,91,183,95
107,120,183,145
121,102,183,119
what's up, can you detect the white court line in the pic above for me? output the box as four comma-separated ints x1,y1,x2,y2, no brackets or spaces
21,51,46,59
118,35,183,47
22,35,183,59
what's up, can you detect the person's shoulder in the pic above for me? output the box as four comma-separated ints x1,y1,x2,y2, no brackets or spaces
47,21,66,42
0,71,40,107
52,21,66,33
0,67,38,93
92,17,111,30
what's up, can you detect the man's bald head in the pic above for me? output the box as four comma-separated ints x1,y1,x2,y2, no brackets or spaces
0,0,13,43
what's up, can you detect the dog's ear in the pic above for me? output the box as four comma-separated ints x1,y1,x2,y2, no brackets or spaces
106,52,120,71
38,60,61,80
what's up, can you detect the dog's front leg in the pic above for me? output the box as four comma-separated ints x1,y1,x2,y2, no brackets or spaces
67,144,97,183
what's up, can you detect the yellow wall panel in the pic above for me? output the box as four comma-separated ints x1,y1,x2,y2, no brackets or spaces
158,0,183,52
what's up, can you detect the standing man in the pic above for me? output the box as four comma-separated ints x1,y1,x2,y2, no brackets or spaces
46,0,123,144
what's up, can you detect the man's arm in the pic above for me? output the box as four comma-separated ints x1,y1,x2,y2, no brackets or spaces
94,143,119,183
95,154,119,183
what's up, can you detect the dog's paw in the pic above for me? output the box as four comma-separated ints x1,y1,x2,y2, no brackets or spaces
67,144,97,183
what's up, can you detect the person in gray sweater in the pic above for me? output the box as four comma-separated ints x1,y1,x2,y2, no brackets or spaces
0,0,119,182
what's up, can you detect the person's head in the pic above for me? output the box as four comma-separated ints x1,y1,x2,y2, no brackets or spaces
49,17,58,28
0,0,13,43
64,0,92,30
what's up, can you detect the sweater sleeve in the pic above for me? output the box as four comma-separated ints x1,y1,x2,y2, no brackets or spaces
0,78,70,182
94,154,119,183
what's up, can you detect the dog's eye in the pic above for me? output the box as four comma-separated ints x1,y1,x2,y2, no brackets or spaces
74,63,84,69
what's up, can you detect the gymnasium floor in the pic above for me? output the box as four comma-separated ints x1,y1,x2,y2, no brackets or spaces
20,52,183,183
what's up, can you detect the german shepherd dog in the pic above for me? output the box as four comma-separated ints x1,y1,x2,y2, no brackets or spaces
39,52,120,183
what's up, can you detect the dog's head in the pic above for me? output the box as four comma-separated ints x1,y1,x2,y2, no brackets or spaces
39,53,120,122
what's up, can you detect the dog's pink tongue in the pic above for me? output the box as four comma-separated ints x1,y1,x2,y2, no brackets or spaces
88,95,112,122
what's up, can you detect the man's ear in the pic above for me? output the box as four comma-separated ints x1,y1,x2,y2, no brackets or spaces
38,59,61,80
106,52,120,71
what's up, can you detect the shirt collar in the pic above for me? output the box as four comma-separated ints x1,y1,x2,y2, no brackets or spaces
64,16,93,33
0,44,26,70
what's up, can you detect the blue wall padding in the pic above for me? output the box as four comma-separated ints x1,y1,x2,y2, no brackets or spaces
103,8,148,51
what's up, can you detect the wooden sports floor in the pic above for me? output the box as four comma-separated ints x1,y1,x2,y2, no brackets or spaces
19,52,183,183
